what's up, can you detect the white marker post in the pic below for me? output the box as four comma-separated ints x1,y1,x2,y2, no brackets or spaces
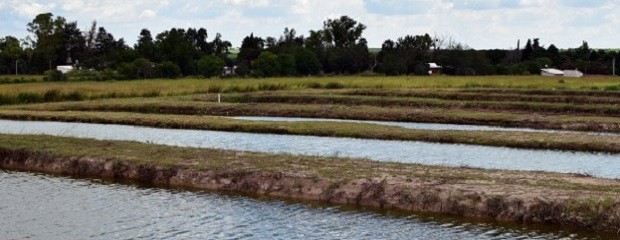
218,93,221,103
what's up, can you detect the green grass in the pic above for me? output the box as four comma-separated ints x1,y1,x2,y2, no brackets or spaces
0,76,618,103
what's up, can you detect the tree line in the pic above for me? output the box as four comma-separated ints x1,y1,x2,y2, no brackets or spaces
0,13,618,80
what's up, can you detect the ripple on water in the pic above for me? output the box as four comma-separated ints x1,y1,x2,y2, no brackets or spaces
0,171,607,240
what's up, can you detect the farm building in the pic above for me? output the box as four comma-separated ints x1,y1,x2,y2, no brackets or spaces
540,68,583,78
56,65,73,74
426,63,442,75
563,69,584,78
540,68,564,77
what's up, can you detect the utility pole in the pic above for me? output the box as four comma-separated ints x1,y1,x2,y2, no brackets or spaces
613,57,616,76
15,60,19,76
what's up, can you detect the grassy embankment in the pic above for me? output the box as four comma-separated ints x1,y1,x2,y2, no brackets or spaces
1,109,620,153
1,134,620,233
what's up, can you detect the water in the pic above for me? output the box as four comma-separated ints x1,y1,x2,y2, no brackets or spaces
0,170,605,240
0,119,619,178
231,116,617,135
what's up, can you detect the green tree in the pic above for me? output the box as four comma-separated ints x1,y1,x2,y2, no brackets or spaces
294,48,321,75
253,51,280,77
0,36,23,74
322,16,366,48
197,55,224,78
278,54,296,76
27,13,67,72
135,29,157,61
238,33,264,70
158,61,181,78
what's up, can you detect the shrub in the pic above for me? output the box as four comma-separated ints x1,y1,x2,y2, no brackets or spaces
43,89,62,102
197,55,225,78
324,82,345,89
43,70,68,81
17,92,43,103
158,61,181,79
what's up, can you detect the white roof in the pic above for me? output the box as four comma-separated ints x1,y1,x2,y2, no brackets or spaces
541,68,564,75
427,63,441,68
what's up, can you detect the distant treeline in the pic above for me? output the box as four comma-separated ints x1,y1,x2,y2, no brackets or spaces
0,13,618,80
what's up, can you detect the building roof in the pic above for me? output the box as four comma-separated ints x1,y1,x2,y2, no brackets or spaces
427,63,441,68
541,68,564,75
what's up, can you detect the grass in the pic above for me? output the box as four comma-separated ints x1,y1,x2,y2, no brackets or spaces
0,75,618,105
219,92,620,116
1,109,620,153
12,96,620,133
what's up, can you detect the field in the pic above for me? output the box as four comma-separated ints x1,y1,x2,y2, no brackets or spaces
1,75,620,233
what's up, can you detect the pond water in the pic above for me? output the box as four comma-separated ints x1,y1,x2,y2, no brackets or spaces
0,170,607,240
0,119,619,178
231,116,615,135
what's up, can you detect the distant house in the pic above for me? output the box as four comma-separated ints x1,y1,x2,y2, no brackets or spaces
56,65,73,74
541,68,584,78
426,63,442,75
563,69,583,78
541,68,564,77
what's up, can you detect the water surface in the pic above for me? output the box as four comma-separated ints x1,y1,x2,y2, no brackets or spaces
0,170,606,240
0,119,619,178
231,116,616,135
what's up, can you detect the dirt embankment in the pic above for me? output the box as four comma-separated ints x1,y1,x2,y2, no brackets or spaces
1,147,620,233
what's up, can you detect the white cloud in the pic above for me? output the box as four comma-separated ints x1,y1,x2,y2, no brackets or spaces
11,1,56,18
139,9,156,19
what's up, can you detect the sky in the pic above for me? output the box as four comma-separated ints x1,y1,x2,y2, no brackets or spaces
0,0,619,50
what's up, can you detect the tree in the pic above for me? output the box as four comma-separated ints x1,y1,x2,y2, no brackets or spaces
277,54,296,76
253,51,280,77
0,36,23,74
294,48,321,75
154,28,196,75
135,29,157,61
27,13,67,72
379,34,435,75
522,39,533,61
238,33,264,69
62,21,86,65
322,16,366,48
197,55,224,78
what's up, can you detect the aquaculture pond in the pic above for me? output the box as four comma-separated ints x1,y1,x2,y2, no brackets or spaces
231,116,620,136
0,170,608,240
0,120,619,178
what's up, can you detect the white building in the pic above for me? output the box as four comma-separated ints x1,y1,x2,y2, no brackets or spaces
56,65,73,74
541,68,564,77
563,70,584,78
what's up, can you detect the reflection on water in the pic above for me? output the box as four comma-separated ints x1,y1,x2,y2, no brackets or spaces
0,119,619,178
0,170,605,240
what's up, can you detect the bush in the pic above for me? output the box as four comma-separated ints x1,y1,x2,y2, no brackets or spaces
17,92,43,103
43,70,68,81
43,89,62,102
158,61,181,79
197,55,225,78
324,82,345,89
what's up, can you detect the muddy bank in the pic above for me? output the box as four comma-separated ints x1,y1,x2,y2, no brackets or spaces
1,147,620,233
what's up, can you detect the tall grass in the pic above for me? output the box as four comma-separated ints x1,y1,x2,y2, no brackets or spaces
0,76,618,104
